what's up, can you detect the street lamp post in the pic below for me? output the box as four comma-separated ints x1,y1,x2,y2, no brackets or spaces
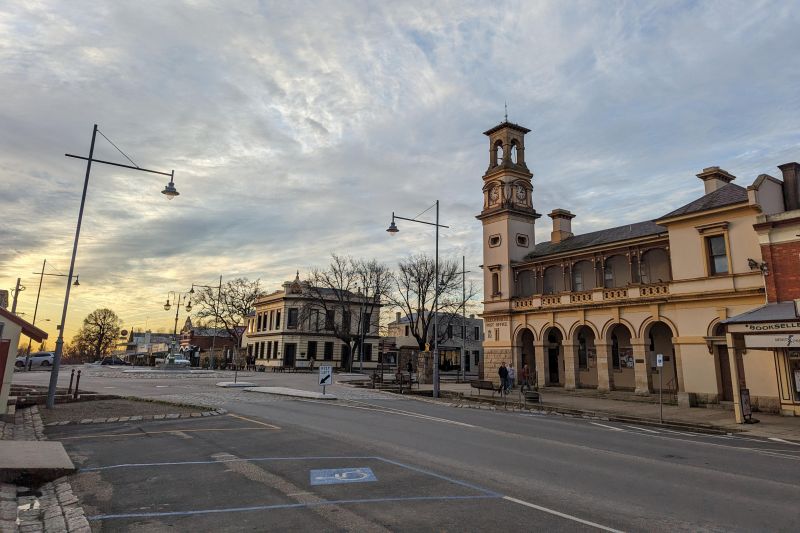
454,256,472,383
164,292,190,361
386,201,449,398
189,276,223,369
47,124,179,409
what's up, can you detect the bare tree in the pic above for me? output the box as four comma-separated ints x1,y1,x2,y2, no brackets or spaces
192,278,264,352
386,254,477,352
70,308,122,362
302,254,390,371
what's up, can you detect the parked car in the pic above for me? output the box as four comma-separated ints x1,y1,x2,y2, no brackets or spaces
15,352,54,368
100,356,131,366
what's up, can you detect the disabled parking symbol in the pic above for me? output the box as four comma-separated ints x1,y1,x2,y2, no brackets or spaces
310,467,377,486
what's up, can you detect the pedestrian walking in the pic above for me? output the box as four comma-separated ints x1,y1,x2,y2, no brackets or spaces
521,364,532,391
507,364,516,392
498,362,508,394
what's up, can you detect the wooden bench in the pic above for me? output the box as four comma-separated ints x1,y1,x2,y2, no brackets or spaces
470,380,498,396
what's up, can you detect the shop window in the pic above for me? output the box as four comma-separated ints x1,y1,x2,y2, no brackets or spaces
706,235,729,275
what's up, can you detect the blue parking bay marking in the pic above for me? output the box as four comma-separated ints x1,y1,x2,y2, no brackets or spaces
310,467,377,486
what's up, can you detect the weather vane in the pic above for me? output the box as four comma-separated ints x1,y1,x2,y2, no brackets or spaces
504,101,508,122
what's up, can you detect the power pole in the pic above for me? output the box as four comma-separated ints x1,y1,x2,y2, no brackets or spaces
11,278,24,314
454,256,472,382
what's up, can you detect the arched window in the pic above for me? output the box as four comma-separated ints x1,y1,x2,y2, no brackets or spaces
603,255,631,288
640,248,671,284
572,261,595,291
494,141,504,167
491,273,500,296
510,141,518,164
517,270,535,297
543,266,564,294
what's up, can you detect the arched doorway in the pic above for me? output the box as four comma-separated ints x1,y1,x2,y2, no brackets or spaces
645,321,676,393
608,324,634,390
544,327,563,386
517,328,536,384
574,325,598,388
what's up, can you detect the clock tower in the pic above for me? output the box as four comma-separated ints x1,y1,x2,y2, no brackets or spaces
477,121,539,375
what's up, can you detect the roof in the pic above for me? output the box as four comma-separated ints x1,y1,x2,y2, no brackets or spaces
483,121,531,136
525,220,667,260
0,307,48,342
723,302,799,324
390,312,481,325
659,183,749,220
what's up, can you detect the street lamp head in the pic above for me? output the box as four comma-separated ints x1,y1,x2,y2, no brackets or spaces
72,275,80,287
161,179,179,200
189,285,195,295
185,301,192,312
164,298,171,311
386,215,399,236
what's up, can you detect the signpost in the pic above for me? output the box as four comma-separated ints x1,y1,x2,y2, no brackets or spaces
319,364,332,395
656,353,664,423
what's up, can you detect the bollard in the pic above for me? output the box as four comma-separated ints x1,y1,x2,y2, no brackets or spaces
73,370,81,400
28,359,32,371
67,369,75,395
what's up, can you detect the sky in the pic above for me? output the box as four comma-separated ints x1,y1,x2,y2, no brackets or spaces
1,0,799,343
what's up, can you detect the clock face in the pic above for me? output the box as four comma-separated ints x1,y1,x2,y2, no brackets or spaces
489,186,500,203
516,185,526,201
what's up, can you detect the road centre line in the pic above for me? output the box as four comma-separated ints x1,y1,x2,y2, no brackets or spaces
502,496,624,533
299,398,476,428
590,422,625,432
227,413,281,429
769,437,800,446
60,427,274,440
87,494,501,521
623,425,660,434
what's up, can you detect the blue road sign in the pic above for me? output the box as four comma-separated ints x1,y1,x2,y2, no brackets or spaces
310,467,377,486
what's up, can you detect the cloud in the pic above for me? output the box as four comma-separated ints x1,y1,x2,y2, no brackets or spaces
1,0,798,340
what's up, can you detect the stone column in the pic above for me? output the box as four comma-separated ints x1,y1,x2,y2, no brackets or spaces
534,340,548,388
563,343,579,390
632,340,652,395
595,342,614,392
726,333,744,424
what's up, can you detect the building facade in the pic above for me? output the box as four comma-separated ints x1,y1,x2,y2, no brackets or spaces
479,120,797,415
386,312,484,373
724,166,800,418
243,274,382,370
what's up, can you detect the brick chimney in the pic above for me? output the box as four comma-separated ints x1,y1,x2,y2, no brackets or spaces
779,162,800,211
395,311,401,323
548,209,575,243
697,167,736,194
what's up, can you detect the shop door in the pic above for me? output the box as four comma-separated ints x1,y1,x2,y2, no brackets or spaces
718,346,733,402
284,343,296,368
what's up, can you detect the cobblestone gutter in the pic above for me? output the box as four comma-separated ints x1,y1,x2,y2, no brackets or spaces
0,406,90,533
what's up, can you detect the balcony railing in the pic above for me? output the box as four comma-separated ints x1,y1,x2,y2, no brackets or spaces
512,283,670,311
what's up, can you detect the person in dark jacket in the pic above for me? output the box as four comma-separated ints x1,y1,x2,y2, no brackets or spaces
498,362,508,393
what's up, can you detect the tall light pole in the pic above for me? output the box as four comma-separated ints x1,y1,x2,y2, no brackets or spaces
47,124,179,409
164,292,190,360
454,256,472,382
188,276,223,369
386,201,449,398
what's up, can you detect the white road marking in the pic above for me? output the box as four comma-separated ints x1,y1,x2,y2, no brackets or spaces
300,398,476,428
590,422,624,432
623,425,659,434
502,495,623,532
659,428,703,437
769,437,800,446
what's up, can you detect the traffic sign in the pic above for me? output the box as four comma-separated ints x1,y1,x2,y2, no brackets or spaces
319,365,332,394
656,354,664,368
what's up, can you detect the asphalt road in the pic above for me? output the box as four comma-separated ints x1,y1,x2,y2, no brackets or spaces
18,367,800,531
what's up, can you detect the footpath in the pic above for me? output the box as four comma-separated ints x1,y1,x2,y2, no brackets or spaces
0,406,90,533
412,382,800,441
